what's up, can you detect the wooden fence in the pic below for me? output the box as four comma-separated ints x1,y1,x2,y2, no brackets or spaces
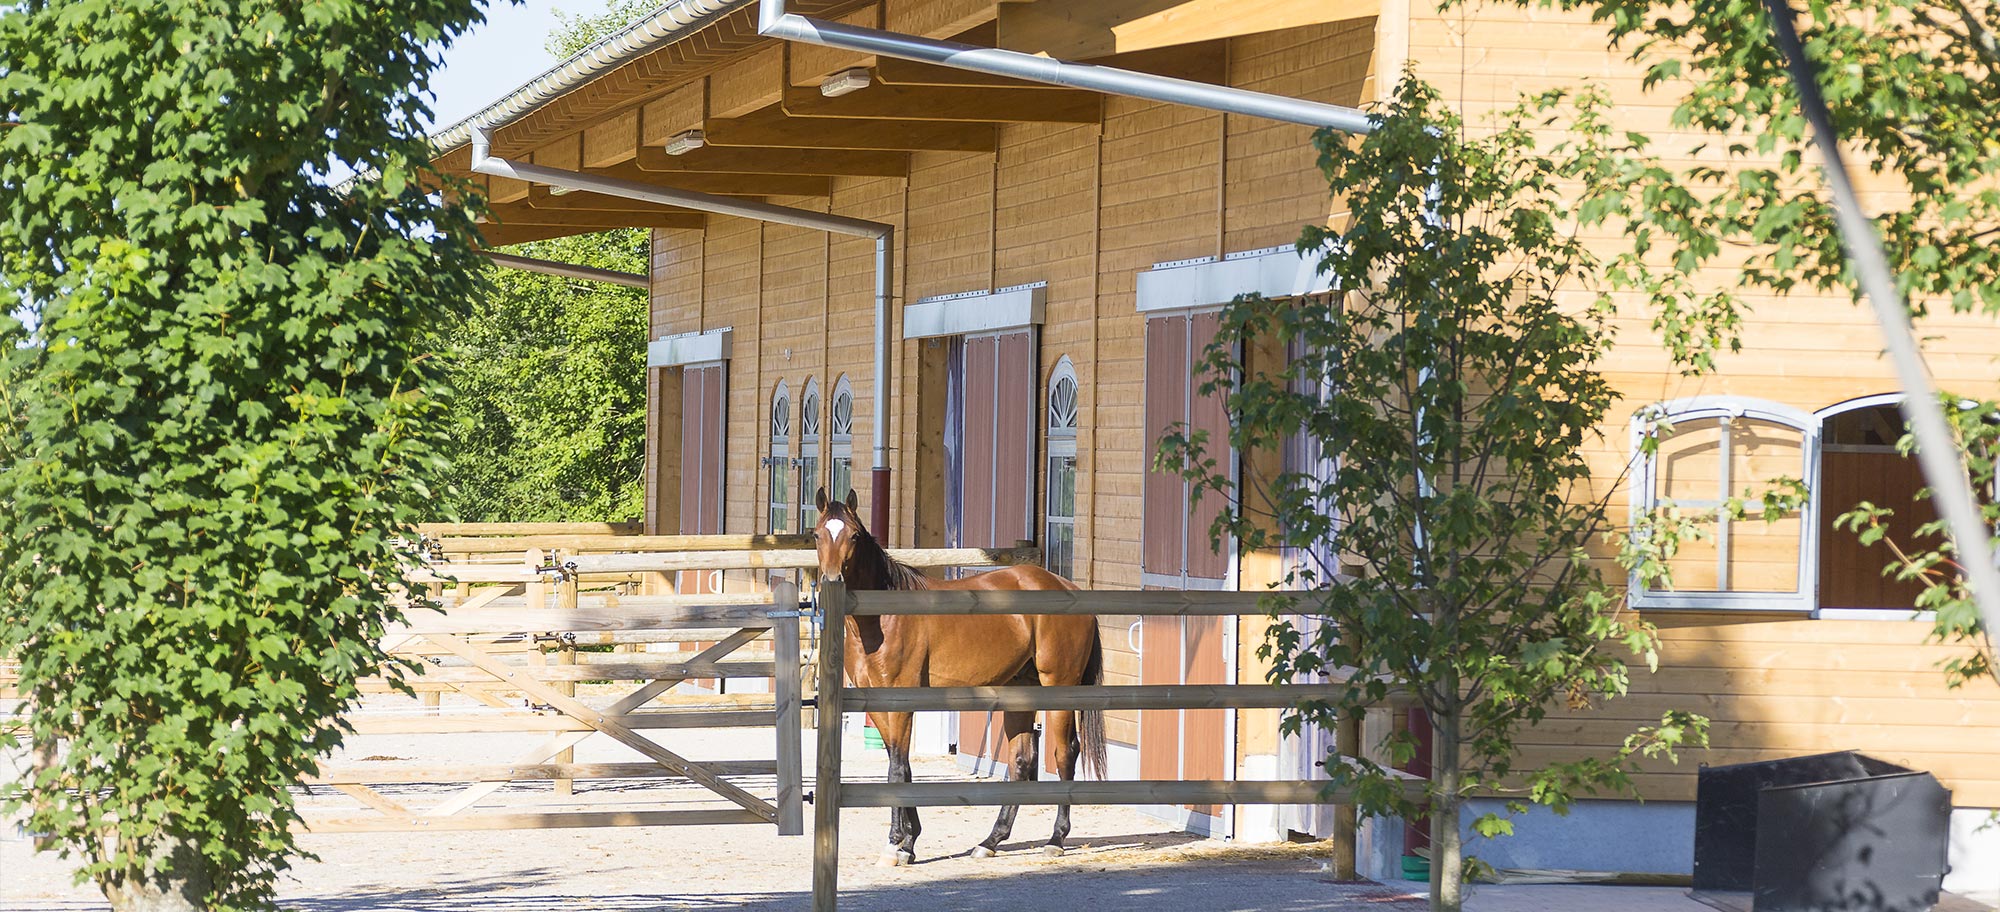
304,534,1043,835
808,582,1421,912
304,575,806,835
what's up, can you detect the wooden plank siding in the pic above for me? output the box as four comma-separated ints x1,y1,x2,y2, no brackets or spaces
627,1,2000,811
1403,1,2000,806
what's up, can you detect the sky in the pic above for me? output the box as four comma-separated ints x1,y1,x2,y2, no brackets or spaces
427,1,610,132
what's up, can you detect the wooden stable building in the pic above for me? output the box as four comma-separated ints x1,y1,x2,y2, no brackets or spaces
433,0,2000,889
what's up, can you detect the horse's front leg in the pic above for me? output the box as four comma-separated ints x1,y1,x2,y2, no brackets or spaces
972,711,1038,858
873,711,920,866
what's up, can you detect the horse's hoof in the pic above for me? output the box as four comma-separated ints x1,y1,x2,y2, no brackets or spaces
1040,844,1065,858
969,845,996,859
878,850,914,867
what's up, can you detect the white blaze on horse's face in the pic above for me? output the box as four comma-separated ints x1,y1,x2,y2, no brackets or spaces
817,517,848,582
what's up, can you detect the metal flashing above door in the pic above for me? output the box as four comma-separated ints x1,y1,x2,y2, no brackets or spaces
648,327,734,367
1136,246,1332,313
904,283,1047,340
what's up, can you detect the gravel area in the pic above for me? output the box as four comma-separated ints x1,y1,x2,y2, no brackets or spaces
1,693,1717,911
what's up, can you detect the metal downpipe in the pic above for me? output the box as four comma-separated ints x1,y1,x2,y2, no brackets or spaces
469,126,898,542
756,0,1375,133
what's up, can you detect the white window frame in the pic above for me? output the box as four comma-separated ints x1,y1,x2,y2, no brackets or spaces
766,380,791,534
798,377,822,531
1628,395,1819,612
829,375,854,503
1045,356,1079,580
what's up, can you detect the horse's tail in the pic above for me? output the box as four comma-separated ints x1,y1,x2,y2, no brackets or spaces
1078,629,1108,780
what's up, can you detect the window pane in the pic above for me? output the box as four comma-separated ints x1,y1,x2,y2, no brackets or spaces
769,458,789,533
799,456,820,530
1659,535,1721,591
1657,418,1726,503
1727,514,1802,593
830,457,852,503
1045,454,1077,579
1729,419,1806,501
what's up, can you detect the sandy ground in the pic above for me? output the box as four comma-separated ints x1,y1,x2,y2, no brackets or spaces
2,692,1718,911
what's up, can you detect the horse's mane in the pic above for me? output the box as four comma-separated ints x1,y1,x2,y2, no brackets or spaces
850,526,933,591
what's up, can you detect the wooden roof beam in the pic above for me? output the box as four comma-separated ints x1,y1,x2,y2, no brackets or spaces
478,224,614,247
579,161,833,197
704,105,996,152
523,186,714,215
634,146,910,179
996,0,1380,60
779,79,1099,124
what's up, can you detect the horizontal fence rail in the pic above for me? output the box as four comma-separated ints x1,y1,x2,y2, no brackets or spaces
847,589,1302,615
562,545,1041,575
844,682,1392,712
841,779,1419,808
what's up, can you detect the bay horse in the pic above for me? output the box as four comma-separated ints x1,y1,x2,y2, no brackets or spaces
811,487,1106,866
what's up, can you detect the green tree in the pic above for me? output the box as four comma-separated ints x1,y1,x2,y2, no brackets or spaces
1162,79,1705,912
434,0,652,523
439,230,651,522
0,2,486,909
1509,0,2000,685
549,0,660,56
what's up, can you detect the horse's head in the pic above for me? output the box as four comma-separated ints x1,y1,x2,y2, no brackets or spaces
812,486,867,583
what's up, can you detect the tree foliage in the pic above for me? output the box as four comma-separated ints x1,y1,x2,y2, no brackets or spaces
1162,78,1706,912
433,0,652,524
0,2,486,909
438,230,650,522
548,0,660,56
1506,0,2000,685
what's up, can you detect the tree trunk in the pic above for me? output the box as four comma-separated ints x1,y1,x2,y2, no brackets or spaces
1428,709,1464,912
98,832,211,912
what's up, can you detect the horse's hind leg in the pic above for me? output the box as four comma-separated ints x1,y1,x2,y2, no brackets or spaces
971,711,1037,858
1041,706,1081,857
873,711,920,866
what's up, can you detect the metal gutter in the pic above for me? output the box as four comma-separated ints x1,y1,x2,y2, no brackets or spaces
469,126,899,542
756,0,1375,133
429,0,755,153
482,251,649,289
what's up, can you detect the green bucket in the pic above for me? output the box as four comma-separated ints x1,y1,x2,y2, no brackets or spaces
1401,854,1431,881
862,726,884,751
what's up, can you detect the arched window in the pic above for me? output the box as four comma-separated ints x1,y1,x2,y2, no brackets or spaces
1044,357,1079,579
1630,396,1817,610
798,377,822,531
1816,394,1940,613
829,376,855,505
767,381,791,534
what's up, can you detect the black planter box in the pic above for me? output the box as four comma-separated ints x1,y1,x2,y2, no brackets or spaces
1691,751,1953,912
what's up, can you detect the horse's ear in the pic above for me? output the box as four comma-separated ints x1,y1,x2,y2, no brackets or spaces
815,486,828,513
845,487,859,514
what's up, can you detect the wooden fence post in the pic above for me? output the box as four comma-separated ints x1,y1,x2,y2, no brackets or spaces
812,581,848,912
553,571,579,798
1332,712,1362,880
773,580,805,836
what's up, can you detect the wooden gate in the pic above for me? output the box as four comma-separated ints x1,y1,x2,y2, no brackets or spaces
302,568,805,835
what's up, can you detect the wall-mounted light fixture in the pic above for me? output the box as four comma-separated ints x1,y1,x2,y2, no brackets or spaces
663,129,706,156
820,67,872,98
